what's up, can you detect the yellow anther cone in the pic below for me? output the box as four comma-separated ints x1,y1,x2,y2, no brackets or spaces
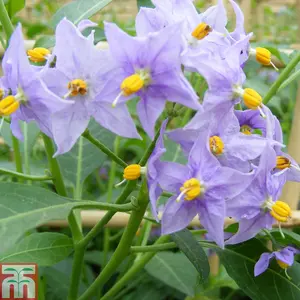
243,88,262,110
270,201,291,222
209,136,224,155
180,178,201,201
277,260,289,269
27,47,50,63
276,156,291,170
191,22,211,40
255,47,271,66
68,79,88,96
121,74,144,96
0,96,19,116
123,164,142,180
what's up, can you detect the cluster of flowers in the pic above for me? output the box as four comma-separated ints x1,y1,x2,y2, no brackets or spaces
0,0,299,275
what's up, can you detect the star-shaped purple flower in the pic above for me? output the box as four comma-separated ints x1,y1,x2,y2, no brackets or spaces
226,144,287,245
168,106,267,172
254,246,300,276
41,19,140,155
1,24,70,140
156,129,254,247
100,21,200,139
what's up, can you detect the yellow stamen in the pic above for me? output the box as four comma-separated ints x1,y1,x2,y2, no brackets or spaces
255,47,271,66
67,79,88,97
121,74,144,97
123,164,142,181
270,201,291,222
27,47,51,63
243,88,262,110
209,136,224,156
240,125,252,135
277,259,289,269
191,22,212,40
179,178,202,201
0,96,19,116
276,156,291,170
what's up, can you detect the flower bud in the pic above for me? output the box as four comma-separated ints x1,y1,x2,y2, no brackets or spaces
191,22,212,40
67,79,88,96
27,47,51,63
0,96,19,116
277,259,289,269
121,74,144,97
180,178,202,201
209,136,224,156
123,164,142,180
270,201,291,222
276,156,291,170
243,88,262,110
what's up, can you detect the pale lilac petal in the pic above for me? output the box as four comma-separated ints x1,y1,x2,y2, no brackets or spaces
226,214,273,245
91,102,141,139
137,96,166,139
188,129,220,180
206,166,254,200
161,196,197,235
52,102,90,156
10,114,23,141
274,248,295,266
135,7,166,36
203,0,227,33
150,71,200,110
226,133,266,161
158,162,190,193
198,197,225,248
254,253,273,276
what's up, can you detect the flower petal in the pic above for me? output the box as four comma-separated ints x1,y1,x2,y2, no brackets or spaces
254,253,273,277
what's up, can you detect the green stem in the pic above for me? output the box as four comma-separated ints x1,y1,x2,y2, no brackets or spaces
0,0,14,40
12,134,23,177
263,52,300,104
42,134,67,197
103,137,120,267
131,242,176,253
73,202,136,212
139,127,162,166
75,136,84,199
78,180,137,249
0,168,52,181
100,235,170,300
78,181,149,300
23,123,30,175
82,130,127,168
134,219,152,262
68,210,84,300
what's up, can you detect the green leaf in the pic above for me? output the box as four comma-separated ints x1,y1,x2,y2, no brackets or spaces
145,252,197,296
137,0,154,9
0,182,92,252
271,229,300,248
51,0,112,29
171,229,210,282
216,239,300,300
57,120,115,186
6,0,25,17
34,36,56,49
81,26,106,44
0,233,73,266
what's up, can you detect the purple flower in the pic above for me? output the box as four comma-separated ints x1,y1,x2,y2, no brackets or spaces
188,35,254,112
168,107,267,172
264,106,300,182
1,24,70,140
226,144,289,245
101,22,200,138
157,129,254,248
254,246,299,276
235,109,266,136
41,19,139,155
77,19,97,32
147,119,168,220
